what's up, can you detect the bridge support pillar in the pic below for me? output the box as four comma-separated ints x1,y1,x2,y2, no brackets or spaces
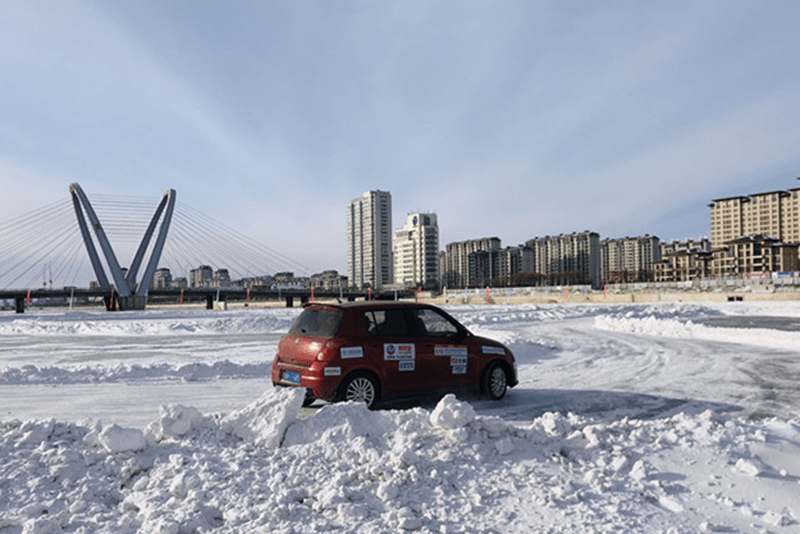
117,296,147,311
206,295,214,310
285,297,293,307
15,297,25,314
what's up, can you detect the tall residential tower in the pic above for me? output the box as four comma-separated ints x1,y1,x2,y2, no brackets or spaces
347,190,393,289
394,212,440,289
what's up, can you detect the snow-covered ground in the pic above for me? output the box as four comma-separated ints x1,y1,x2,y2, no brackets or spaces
1,301,799,533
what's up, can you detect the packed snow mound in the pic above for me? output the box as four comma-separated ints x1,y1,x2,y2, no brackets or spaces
222,387,305,449
2,391,798,533
594,312,800,350
0,360,271,385
0,308,300,336
429,393,476,429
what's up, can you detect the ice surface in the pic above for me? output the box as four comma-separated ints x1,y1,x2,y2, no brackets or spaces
1,302,799,532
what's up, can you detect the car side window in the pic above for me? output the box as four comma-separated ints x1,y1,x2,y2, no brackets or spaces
412,308,460,337
362,309,410,336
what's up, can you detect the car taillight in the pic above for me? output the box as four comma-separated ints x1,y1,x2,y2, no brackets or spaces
316,341,338,362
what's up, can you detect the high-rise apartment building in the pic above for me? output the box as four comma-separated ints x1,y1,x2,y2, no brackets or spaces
709,187,800,249
525,232,600,286
600,235,661,284
495,245,535,286
443,237,501,288
347,190,393,290
394,213,440,289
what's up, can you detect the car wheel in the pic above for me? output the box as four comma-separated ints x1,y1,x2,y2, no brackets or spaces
336,372,379,409
482,362,507,400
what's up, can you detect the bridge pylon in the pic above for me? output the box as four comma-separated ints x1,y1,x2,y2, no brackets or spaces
69,183,176,311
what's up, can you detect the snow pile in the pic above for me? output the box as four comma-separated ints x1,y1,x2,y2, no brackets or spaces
222,387,305,449
594,308,800,351
0,360,271,385
0,308,300,337
1,390,798,533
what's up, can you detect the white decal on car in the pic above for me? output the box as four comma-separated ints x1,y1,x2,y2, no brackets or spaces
482,346,505,355
434,345,468,357
324,367,341,376
340,347,363,359
450,355,468,366
451,365,467,374
399,361,415,372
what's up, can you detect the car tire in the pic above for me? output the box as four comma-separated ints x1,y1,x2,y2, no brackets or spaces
336,372,380,409
481,362,508,400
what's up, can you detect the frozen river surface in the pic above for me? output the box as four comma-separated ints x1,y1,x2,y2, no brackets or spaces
1,301,799,533
2,301,800,425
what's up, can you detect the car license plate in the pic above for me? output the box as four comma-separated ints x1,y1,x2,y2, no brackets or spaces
282,370,302,385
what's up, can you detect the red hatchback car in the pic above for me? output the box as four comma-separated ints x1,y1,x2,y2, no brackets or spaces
271,301,518,408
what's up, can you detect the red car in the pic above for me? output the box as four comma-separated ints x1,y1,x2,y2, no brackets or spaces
271,301,517,408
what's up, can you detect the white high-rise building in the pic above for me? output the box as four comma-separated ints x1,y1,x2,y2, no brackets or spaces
347,190,393,290
394,213,440,289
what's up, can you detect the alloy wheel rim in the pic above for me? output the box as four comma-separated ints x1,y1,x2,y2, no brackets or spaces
346,377,375,405
490,367,506,397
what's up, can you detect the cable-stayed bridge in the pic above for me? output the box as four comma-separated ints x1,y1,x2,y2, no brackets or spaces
1,184,370,311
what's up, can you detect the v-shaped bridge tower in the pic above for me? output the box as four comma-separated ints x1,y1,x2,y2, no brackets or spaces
70,183,176,311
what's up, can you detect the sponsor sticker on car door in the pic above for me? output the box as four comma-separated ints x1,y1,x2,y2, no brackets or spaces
434,345,468,357
384,343,415,360
435,345,468,374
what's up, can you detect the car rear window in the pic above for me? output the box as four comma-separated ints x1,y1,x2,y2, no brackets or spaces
288,308,343,337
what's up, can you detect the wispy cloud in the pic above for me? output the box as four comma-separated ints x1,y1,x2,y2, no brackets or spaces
1,0,799,280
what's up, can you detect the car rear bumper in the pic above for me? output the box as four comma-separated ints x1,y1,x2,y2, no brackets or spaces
272,363,340,401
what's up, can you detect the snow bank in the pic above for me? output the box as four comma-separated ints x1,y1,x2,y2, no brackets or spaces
0,308,300,337
222,387,305,449
594,309,800,351
1,391,798,533
0,360,271,385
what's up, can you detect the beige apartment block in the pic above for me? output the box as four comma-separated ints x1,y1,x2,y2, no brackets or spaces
600,235,661,284
525,231,600,286
654,249,711,282
710,187,800,249
495,245,535,286
710,235,799,278
443,237,501,288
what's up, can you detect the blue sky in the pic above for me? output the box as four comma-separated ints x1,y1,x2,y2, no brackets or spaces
2,0,800,277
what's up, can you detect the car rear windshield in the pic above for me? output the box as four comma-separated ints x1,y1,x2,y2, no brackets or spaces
288,308,343,337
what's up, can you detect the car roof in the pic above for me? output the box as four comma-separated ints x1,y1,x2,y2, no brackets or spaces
303,301,435,311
